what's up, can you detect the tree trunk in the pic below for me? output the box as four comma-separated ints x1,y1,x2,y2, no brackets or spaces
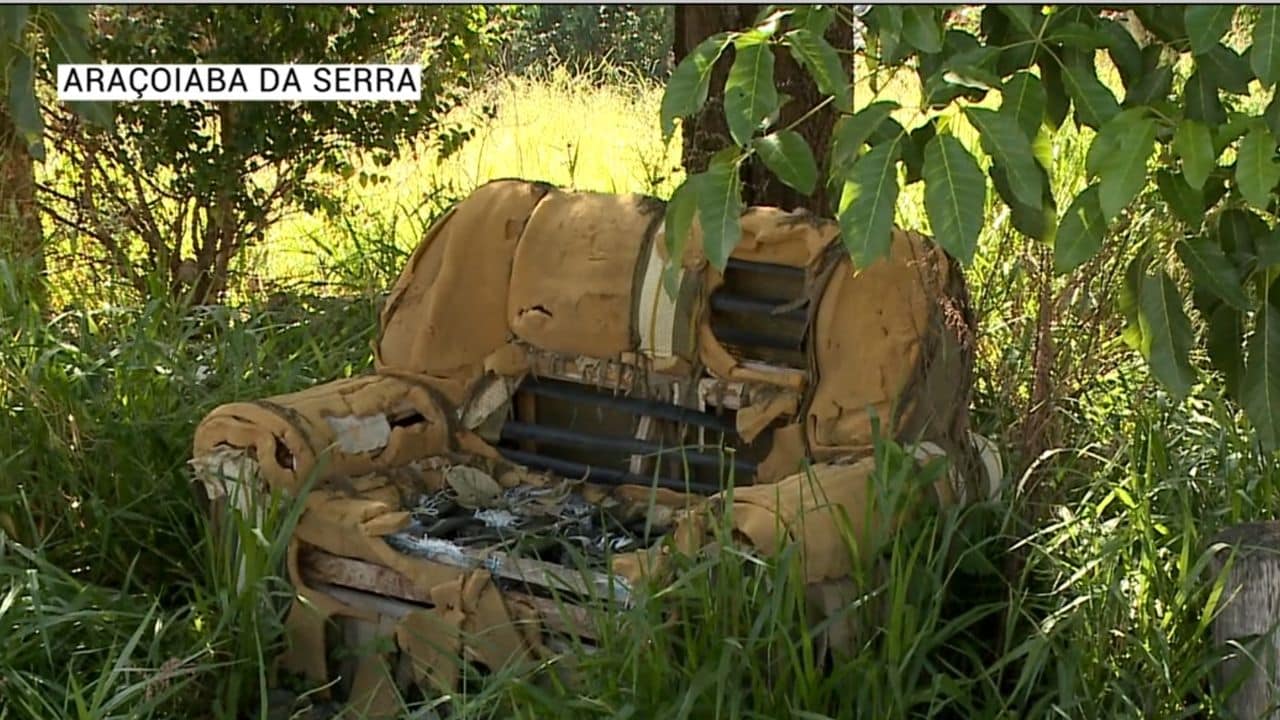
0,106,43,271
674,5,852,214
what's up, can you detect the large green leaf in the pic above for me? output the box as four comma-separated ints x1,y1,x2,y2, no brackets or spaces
1062,54,1120,129
1123,64,1174,108
1054,185,1106,273
6,51,44,162
838,139,901,268
1206,303,1245,401
1118,257,1145,351
1267,92,1280,141
0,5,28,43
873,5,905,64
791,6,834,36
1184,70,1227,126
1135,7,1189,44
991,162,1056,241
1236,123,1280,212
830,101,899,171
1045,21,1110,49
902,121,936,185
660,33,730,139
1037,56,1071,129
1101,18,1143,89
999,71,1046,141
1258,226,1280,271
902,6,942,54
922,133,985,265
41,5,94,64
697,151,743,271
662,175,701,298
1156,171,1205,227
754,130,818,195
1090,109,1157,222
1244,299,1280,451
784,28,851,112
999,5,1040,36
1252,6,1280,87
723,38,780,146
1176,235,1251,311
1215,112,1257,154
1217,207,1268,274
966,107,1042,211
1172,119,1215,191
1198,45,1253,95
1186,6,1236,56
1138,269,1197,400
39,5,113,130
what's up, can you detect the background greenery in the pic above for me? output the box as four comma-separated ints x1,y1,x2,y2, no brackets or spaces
0,4,1277,719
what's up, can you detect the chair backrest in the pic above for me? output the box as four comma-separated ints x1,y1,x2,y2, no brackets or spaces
372,179,978,494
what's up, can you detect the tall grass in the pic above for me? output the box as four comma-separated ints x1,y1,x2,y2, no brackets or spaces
2,67,1276,719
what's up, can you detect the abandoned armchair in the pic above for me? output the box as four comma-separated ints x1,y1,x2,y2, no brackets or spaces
190,178,1001,714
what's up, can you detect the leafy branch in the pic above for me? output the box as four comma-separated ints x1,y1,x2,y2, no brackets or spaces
660,4,1280,451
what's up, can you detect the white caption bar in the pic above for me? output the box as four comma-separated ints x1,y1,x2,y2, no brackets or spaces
57,64,423,102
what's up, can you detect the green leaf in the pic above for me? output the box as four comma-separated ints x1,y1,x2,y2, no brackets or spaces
1236,124,1280,212
1184,70,1227,126
791,6,835,36
873,6,905,63
941,46,1003,92
1038,56,1071,129
1031,125,1054,173
1100,18,1143,89
0,5,29,44
1244,299,1280,451
1123,64,1173,108
1118,257,1145,350
1176,235,1251,311
902,122,936,185
1135,7,1189,44
1000,71,1046,141
991,162,1056,241
662,176,701,298
1259,227,1280,271
1186,6,1236,56
1252,6,1280,87
723,38,779,146
922,134,985,265
830,101,898,171
754,130,818,195
1173,119,1215,191
1046,22,1111,48
1138,269,1197,400
1054,185,1106,273
6,51,43,162
838,139,901,268
1090,109,1157,222
1156,171,1205,227
1215,112,1256,154
999,5,1039,36
1217,207,1268,273
902,6,942,54
660,33,730,139
1207,303,1245,400
784,28,851,113
1197,45,1253,95
1062,54,1120,129
965,107,1042,211
698,151,743,271
1266,92,1280,141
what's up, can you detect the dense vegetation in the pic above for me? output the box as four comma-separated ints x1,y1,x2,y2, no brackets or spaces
1,4,1278,719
